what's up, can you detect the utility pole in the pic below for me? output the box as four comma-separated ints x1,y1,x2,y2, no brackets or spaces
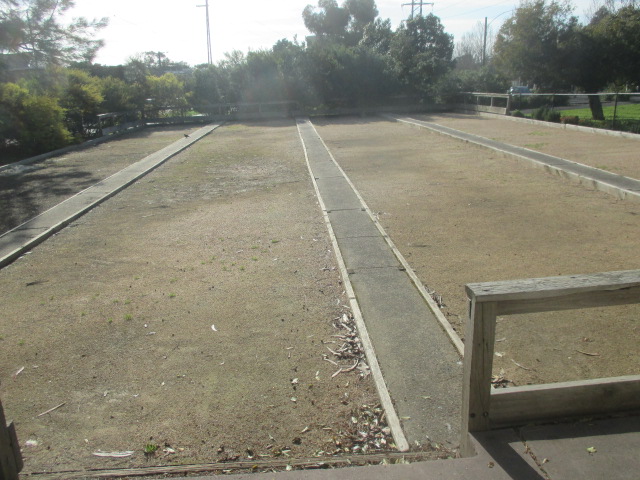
482,16,488,66
402,1,434,19
197,0,213,64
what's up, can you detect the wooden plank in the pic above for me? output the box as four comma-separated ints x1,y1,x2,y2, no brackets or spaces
24,452,436,480
490,375,640,428
461,299,497,455
0,400,20,480
496,285,640,315
466,270,640,304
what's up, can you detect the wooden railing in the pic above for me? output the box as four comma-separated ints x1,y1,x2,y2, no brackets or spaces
0,399,22,480
460,270,640,456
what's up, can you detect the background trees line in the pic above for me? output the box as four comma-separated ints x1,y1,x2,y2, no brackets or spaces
1,0,639,157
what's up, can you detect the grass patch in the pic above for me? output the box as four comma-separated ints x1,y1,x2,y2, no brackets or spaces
560,103,640,120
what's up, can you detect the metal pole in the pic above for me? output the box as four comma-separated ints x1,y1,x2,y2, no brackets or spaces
197,0,213,64
482,16,488,66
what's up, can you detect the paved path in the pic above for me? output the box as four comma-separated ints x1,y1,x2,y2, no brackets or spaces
388,114,640,202
0,124,220,269
297,118,463,450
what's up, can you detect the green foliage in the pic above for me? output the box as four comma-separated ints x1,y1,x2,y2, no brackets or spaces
493,0,578,90
0,82,71,154
531,106,561,122
147,73,188,116
60,69,104,137
100,76,134,113
390,14,454,99
0,0,108,66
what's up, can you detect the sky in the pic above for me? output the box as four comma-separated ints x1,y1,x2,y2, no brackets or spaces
66,0,597,67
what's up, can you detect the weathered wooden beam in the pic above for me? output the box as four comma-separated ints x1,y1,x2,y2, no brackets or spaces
490,375,640,428
21,452,437,480
460,299,497,456
466,269,640,305
496,285,640,315
460,269,640,454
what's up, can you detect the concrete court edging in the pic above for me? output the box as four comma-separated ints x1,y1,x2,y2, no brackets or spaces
0,122,148,174
386,114,640,204
296,118,411,453
0,123,221,270
304,119,465,357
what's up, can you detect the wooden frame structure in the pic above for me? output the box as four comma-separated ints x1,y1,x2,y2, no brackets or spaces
0,399,22,480
460,269,640,456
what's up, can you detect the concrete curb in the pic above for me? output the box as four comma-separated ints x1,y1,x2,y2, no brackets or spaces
308,120,464,357
296,118,411,453
0,123,221,270
0,123,147,174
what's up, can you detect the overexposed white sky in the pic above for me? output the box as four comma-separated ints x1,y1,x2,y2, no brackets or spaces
66,0,596,67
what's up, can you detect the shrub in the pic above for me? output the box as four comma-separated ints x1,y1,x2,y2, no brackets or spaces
510,109,525,118
561,115,580,125
0,83,72,155
532,106,561,123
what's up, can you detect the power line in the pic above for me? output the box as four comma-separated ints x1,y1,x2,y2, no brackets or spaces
196,0,213,64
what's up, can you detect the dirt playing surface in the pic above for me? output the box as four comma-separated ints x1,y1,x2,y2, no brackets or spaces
312,115,639,388
0,121,391,476
0,125,197,235
415,112,640,180
1,114,638,477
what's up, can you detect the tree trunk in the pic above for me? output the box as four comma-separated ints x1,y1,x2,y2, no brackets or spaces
588,94,605,120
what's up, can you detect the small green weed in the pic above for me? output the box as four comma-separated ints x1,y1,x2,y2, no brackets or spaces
144,443,159,455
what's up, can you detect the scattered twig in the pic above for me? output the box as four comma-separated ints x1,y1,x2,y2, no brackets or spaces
93,451,134,458
322,354,339,366
576,350,600,357
12,366,25,379
511,359,533,371
37,402,66,417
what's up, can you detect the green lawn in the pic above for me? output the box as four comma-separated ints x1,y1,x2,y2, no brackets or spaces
560,103,640,120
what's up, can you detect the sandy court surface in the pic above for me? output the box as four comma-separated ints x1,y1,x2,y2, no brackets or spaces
312,116,639,389
0,125,198,235
0,121,390,475
414,112,640,180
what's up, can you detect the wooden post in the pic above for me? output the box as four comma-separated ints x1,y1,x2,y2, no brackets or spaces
0,399,22,480
460,298,497,456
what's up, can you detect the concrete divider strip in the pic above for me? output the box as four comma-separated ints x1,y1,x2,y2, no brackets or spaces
296,118,411,453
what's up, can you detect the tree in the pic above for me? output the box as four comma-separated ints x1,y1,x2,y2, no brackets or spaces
493,0,578,90
60,68,103,136
455,20,497,69
303,0,380,45
390,14,454,98
0,81,71,153
147,73,188,116
359,18,394,54
0,0,107,67
303,0,350,39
